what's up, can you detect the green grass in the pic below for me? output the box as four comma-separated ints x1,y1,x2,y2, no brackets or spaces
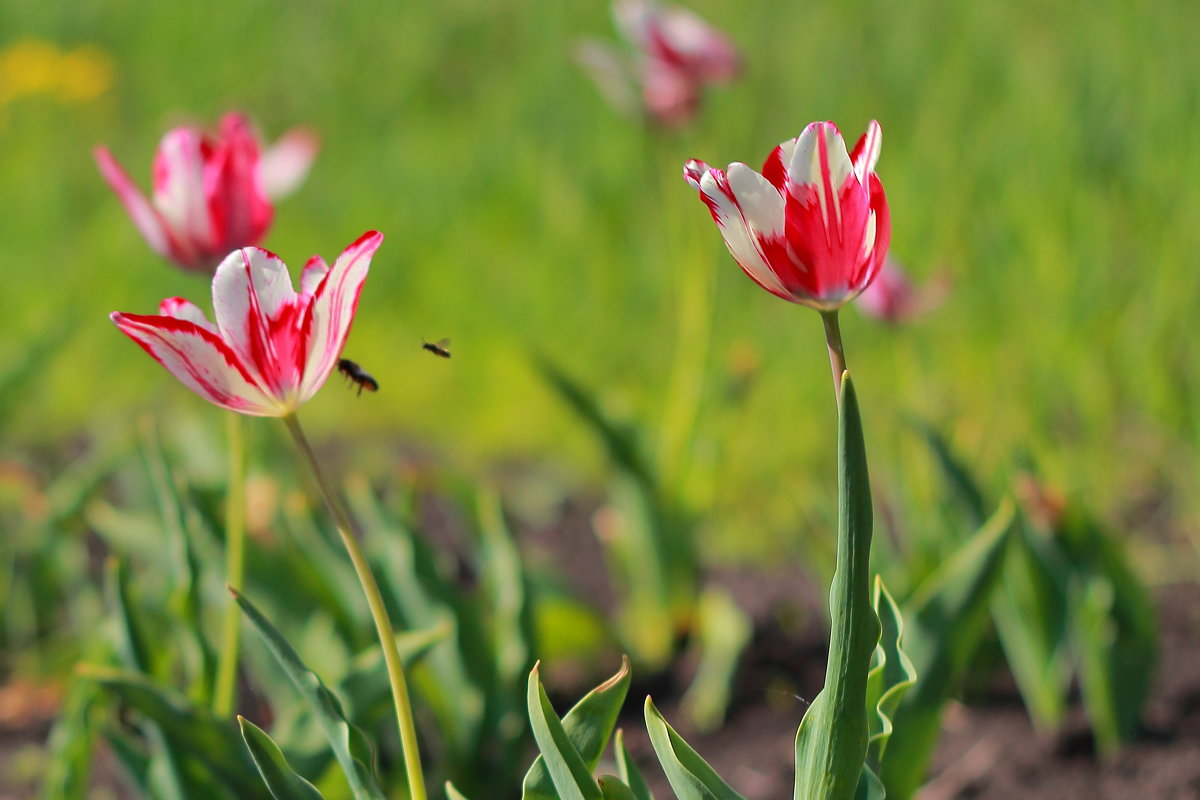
2,0,1198,568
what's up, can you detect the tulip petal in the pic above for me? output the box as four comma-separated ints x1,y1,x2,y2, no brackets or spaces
94,147,170,258
850,120,882,184
682,159,712,189
208,114,272,253
300,255,330,298
298,231,383,400
697,167,790,299
159,297,217,333
761,137,797,192
212,247,304,398
259,127,319,200
111,312,279,415
152,128,214,266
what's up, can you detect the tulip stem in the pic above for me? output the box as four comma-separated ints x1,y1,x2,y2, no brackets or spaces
282,414,427,800
214,412,246,718
821,310,848,398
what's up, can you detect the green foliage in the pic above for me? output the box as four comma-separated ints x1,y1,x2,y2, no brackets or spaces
536,356,752,728
234,588,387,800
794,377,879,800
238,716,328,800
644,698,747,800
523,661,633,800
920,430,1158,758
878,501,1015,799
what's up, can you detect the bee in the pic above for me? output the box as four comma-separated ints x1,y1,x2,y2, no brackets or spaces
422,338,451,358
336,358,378,396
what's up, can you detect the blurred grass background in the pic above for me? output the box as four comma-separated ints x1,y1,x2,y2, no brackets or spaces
2,0,1199,572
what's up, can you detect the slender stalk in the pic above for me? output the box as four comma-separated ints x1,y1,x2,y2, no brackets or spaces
820,310,848,398
282,414,427,800
214,412,246,717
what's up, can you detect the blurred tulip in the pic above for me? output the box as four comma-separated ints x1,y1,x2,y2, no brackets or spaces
684,120,891,311
576,0,739,128
110,231,382,417
95,113,318,272
855,255,951,324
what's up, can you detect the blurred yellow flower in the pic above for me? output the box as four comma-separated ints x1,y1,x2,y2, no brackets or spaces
0,39,113,105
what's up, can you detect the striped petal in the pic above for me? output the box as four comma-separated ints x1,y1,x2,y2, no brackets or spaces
300,255,330,298
258,127,319,200
850,120,882,184
159,297,217,333
298,231,383,400
211,247,305,400
207,114,272,253
94,147,170,259
151,128,213,266
698,166,790,299
111,311,279,415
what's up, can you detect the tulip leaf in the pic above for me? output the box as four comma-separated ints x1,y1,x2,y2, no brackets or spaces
233,588,386,800
990,524,1071,731
1058,512,1156,755
643,697,746,800
879,499,1014,799
476,486,536,690
599,777,640,800
237,716,327,800
863,576,916,773
78,665,267,799
525,665,604,800
914,421,987,526
534,356,654,489
523,658,631,800
615,729,653,800
794,375,880,800
681,587,752,731
445,782,473,800
39,676,102,800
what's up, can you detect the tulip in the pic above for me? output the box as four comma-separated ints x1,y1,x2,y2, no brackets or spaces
110,231,382,417
95,112,318,272
856,255,950,324
684,120,891,311
576,0,739,128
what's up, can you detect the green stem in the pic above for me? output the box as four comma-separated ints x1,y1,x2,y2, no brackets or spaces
820,310,848,399
214,411,246,717
282,414,427,800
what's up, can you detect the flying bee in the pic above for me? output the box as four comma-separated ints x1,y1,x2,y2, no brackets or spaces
336,358,378,396
422,338,451,358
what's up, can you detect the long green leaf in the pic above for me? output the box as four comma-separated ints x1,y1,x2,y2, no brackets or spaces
523,658,631,800
615,729,653,800
879,500,1014,799
598,777,640,800
526,664,604,800
78,665,267,799
233,589,386,800
534,356,654,490
681,587,752,732
794,375,880,800
864,577,916,773
643,698,746,800
238,716,326,800
1059,512,1156,755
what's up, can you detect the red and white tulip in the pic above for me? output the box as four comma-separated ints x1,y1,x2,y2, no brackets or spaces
577,0,739,128
684,120,891,310
95,112,318,272
111,231,382,417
